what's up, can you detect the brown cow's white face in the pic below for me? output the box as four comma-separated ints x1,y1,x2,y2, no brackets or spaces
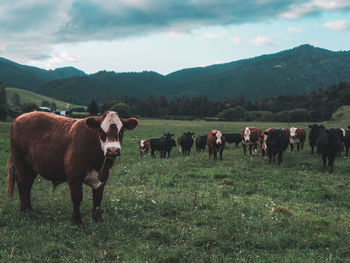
290,127,297,138
244,127,251,142
215,131,223,144
139,140,147,152
86,111,139,158
289,127,299,144
100,111,123,157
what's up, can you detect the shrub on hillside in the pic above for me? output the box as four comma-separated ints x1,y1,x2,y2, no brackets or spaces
218,106,246,121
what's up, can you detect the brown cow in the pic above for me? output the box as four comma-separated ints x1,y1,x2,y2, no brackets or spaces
177,135,182,153
138,140,150,157
207,129,225,160
241,127,262,155
287,127,306,152
7,111,138,224
261,128,273,158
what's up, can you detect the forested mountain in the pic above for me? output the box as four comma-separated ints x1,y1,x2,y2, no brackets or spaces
167,44,350,99
36,71,179,105
0,57,86,91
1,44,350,105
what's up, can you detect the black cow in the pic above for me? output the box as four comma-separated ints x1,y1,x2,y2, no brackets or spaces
316,128,343,173
265,129,289,165
149,133,177,158
223,133,241,148
344,126,350,156
195,135,207,153
179,132,194,156
308,124,326,154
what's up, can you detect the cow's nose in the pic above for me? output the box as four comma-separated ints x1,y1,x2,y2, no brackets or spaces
107,147,120,157
245,140,249,143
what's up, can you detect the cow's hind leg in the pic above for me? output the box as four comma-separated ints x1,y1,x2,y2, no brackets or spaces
322,154,327,172
14,159,37,211
278,152,283,165
92,185,105,222
328,155,335,173
69,180,83,224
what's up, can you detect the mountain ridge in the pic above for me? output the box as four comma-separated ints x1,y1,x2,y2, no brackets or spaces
1,44,350,105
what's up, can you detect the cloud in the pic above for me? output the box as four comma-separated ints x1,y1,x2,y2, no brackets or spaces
313,0,350,10
0,0,349,64
231,36,242,45
323,20,349,31
249,36,271,46
287,27,302,33
280,0,350,19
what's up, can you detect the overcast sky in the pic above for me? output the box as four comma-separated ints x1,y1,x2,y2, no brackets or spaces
1,0,350,75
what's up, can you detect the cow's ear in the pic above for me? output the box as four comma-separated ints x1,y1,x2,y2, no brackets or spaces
122,118,139,130
85,117,100,130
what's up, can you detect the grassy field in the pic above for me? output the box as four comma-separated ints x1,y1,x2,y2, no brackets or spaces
0,118,350,262
5,87,85,111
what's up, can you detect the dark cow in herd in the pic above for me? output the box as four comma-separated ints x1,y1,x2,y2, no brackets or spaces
223,133,241,148
344,126,350,156
195,135,207,153
264,128,289,165
241,127,262,155
207,129,225,160
308,124,326,154
149,133,176,158
316,128,344,172
7,111,138,224
138,140,150,157
178,132,195,156
285,127,306,152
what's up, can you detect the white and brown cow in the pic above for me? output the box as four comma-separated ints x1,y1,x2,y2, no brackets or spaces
286,127,306,152
138,140,150,157
241,127,262,155
261,128,273,158
207,129,225,160
7,111,138,224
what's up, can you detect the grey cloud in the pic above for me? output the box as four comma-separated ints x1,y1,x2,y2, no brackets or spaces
0,0,348,62
57,0,303,41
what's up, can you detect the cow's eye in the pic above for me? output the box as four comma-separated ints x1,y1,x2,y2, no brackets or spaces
100,132,107,142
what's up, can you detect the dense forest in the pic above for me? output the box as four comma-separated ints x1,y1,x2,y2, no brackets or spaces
96,82,350,122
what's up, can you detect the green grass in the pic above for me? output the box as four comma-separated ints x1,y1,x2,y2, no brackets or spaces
1,119,350,262
6,87,85,111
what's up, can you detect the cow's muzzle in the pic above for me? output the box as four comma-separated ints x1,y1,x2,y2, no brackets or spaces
106,147,121,158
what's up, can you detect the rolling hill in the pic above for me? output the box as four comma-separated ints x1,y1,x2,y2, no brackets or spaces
1,44,350,105
5,87,84,110
0,57,86,91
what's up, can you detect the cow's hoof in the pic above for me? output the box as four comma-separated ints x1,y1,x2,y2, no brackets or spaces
92,208,104,222
20,206,33,212
71,217,83,225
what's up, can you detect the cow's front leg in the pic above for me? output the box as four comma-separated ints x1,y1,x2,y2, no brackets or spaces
249,144,253,155
69,180,83,225
92,185,105,222
242,143,246,155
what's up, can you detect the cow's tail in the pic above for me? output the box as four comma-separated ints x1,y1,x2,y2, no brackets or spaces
7,157,16,198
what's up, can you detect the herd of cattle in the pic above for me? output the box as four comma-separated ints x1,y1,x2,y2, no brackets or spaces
139,125,350,172
6,111,350,224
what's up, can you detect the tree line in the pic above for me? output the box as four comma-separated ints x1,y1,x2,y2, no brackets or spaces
1,81,349,122
88,82,350,122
